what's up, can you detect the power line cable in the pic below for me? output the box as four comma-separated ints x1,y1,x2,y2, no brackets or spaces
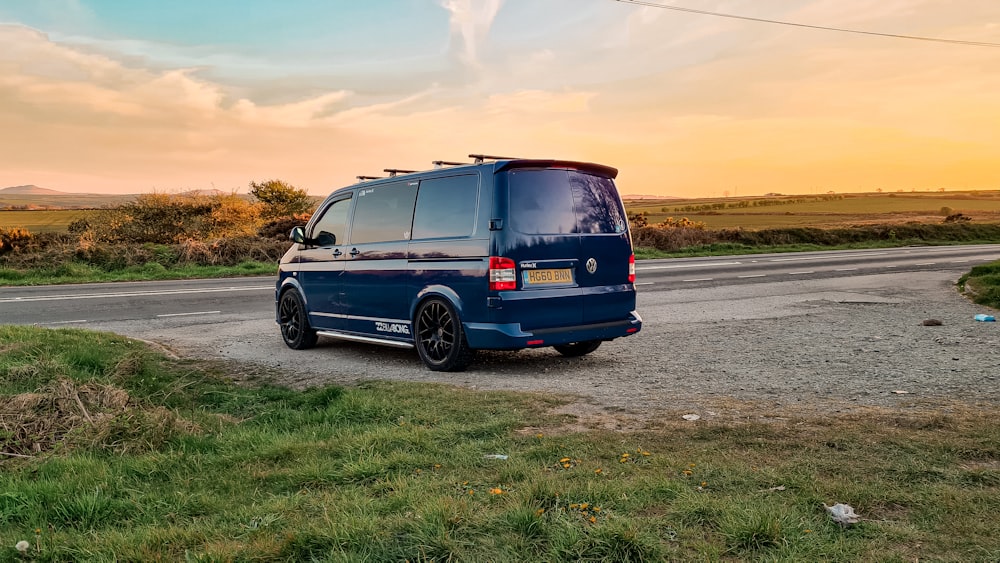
613,0,1000,47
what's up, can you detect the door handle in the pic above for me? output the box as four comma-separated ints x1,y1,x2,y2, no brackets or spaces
332,249,342,257
350,248,361,256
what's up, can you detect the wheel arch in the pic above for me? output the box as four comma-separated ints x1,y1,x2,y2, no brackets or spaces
411,285,464,323
276,277,308,322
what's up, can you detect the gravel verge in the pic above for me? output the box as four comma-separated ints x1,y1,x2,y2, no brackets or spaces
92,269,1000,424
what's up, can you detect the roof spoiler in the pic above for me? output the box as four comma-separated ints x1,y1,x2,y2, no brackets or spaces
494,159,618,179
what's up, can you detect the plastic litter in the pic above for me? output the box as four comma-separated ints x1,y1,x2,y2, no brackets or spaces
483,454,509,460
681,414,701,421
824,503,860,527
974,314,996,322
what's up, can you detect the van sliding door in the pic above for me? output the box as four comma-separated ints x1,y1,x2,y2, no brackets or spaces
340,181,418,340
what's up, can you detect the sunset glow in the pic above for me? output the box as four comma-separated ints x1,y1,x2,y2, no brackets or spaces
2,1,999,197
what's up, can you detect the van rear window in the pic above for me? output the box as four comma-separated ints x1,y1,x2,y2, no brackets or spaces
507,169,627,235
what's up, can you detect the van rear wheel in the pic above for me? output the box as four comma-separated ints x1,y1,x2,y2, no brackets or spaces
415,298,473,371
553,340,602,357
279,289,318,350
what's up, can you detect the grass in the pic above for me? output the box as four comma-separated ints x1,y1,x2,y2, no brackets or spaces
0,260,276,286
958,261,1000,309
0,210,99,233
1,326,999,561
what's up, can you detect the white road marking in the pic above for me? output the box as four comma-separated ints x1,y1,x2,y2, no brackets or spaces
42,320,88,325
952,260,970,263
682,278,714,282
767,252,888,262
738,274,766,279
0,285,272,304
156,311,221,318
835,268,858,272
914,262,936,266
635,282,654,286
789,271,814,275
637,261,740,271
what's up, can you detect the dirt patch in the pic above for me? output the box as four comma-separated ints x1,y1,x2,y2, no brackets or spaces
0,378,198,459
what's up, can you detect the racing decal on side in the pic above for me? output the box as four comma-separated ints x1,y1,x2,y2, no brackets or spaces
374,321,411,335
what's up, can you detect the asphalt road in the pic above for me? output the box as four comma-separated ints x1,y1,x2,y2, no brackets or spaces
2,245,998,327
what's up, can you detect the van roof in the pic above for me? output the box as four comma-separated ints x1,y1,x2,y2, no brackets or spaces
352,157,618,187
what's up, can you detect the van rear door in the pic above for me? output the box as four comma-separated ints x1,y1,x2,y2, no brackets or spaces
495,164,634,331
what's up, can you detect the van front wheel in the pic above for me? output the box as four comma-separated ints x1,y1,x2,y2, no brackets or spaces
553,340,602,357
279,289,318,350
415,298,473,371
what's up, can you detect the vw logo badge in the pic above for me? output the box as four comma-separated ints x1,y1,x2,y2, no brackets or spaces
586,258,598,274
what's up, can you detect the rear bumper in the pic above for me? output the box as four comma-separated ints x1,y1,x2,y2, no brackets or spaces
463,311,642,350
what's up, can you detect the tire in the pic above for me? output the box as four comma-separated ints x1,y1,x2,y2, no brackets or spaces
414,298,474,371
278,289,318,350
553,340,602,358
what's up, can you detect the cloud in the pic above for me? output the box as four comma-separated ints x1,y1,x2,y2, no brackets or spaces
439,0,504,67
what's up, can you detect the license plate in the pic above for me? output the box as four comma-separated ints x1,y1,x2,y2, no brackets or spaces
523,268,573,286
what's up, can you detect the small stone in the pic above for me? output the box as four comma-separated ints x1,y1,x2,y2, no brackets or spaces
922,319,943,326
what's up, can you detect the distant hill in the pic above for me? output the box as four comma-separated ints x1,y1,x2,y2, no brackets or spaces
622,194,681,200
0,185,69,195
178,189,227,197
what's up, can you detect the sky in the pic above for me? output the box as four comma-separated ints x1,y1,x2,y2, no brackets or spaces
1,0,999,197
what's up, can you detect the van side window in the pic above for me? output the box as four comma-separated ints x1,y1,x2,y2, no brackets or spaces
412,175,479,240
349,182,418,244
310,197,351,246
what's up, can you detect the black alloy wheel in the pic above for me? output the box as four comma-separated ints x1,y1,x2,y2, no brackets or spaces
553,340,602,358
278,289,318,350
414,298,473,371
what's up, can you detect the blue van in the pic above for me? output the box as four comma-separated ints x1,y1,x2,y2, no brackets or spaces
275,155,641,371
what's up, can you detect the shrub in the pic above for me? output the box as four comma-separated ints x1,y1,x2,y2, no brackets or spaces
81,192,268,244
0,226,33,255
258,213,313,240
250,179,315,219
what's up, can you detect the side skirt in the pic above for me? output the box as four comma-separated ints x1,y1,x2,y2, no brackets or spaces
316,330,415,349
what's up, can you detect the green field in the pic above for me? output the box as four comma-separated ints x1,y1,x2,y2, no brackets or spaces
626,191,1000,229
0,209,98,233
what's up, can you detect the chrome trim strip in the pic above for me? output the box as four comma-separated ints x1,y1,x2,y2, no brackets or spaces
316,331,414,349
313,313,410,324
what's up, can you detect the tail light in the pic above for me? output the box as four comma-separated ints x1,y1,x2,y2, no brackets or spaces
489,256,517,290
628,254,636,283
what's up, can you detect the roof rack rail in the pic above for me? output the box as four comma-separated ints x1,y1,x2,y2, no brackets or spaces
384,168,417,177
356,175,383,181
468,153,520,164
432,160,467,168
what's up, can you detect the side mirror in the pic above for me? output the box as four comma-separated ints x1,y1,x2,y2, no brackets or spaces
289,226,307,244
